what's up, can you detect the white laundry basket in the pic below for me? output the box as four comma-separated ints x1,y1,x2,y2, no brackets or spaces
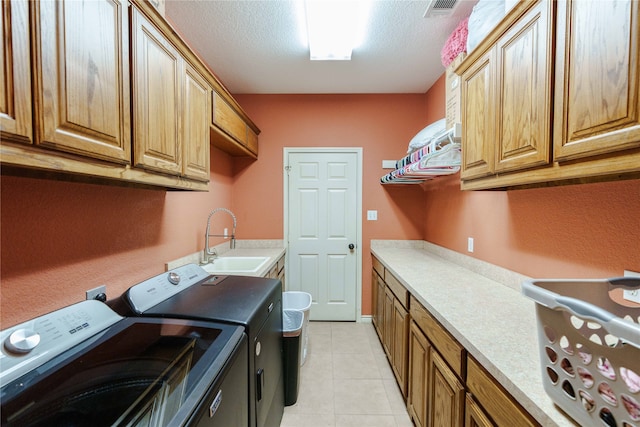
283,291,312,366
522,277,640,427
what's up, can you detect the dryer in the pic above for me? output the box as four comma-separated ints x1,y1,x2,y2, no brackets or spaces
120,264,284,427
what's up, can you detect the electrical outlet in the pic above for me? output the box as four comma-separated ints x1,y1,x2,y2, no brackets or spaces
367,210,378,221
86,285,106,301
622,270,640,304
467,237,474,253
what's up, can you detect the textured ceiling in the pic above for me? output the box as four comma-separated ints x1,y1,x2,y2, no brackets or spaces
165,0,476,94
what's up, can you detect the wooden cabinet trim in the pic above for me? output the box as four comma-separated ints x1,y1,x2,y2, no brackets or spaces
385,271,409,309
410,295,465,378
467,356,538,427
372,255,384,278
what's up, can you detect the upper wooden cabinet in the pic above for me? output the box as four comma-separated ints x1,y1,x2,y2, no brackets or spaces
460,49,495,180
33,0,131,164
0,0,32,145
211,91,260,158
1,0,257,190
131,6,182,176
458,0,640,190
553,0,640,161
460,0,553,183
182,63,211,182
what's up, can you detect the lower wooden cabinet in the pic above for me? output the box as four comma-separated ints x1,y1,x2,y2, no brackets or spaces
383,286,394,358
391,297,409,396
466,356,538,427
371,256,409,397
465,394,495,427
371,253,540,427
407,320,431,427
429,350,465,427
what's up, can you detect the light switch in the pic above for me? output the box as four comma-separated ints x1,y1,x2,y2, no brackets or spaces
367,210,378,221
382,160,396,169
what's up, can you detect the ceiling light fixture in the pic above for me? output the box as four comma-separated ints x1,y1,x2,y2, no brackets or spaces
303,0,371,61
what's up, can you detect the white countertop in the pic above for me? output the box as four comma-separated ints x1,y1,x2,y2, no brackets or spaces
370,240,577,427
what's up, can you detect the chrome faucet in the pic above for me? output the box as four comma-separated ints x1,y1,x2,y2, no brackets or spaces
203,208,237,263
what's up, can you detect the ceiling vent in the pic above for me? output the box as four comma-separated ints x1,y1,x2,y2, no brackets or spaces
424,0,459,17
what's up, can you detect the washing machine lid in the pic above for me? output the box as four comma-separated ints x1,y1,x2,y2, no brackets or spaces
1,304,244,427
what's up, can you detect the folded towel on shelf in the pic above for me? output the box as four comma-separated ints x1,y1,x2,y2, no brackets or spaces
407,119,446,153
380,144,461,184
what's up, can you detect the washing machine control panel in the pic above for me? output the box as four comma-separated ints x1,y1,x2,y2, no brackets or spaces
126,264,211,313
0,300,122,386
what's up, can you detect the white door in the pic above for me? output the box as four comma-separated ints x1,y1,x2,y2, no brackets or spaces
285,148,361,321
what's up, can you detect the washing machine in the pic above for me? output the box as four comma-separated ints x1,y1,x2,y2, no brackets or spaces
0,299,249,426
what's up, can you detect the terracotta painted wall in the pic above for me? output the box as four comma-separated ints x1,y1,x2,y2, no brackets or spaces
420,77,640,278
233,94,430,315
1,147,235,327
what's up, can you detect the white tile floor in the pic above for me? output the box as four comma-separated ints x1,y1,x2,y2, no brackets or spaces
280,321,414,427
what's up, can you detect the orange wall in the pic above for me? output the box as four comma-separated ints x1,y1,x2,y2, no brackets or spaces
233,94,430,314
2,82,638,328
1,147,235,327
420,76,640,278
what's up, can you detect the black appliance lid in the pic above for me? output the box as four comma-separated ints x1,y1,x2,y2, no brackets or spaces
1,317,244,427
127,274,282,331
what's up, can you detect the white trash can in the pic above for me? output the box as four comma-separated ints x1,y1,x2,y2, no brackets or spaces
282,291,312,365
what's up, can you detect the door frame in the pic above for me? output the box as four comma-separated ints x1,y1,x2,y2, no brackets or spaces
283,147,364,321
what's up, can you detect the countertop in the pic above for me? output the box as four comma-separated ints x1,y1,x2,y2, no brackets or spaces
370,240,577,427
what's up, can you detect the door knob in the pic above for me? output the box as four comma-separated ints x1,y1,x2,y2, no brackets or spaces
348,243,355,250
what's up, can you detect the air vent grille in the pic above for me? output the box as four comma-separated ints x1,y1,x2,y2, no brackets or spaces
424,0,459,17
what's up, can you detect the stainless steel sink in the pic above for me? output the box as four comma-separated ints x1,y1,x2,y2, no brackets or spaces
201,256,270,274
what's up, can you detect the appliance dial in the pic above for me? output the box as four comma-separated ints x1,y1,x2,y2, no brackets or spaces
5,329,41,354
168,272,180,285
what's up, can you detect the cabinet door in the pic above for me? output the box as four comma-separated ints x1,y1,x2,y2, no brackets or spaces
182,63,210,182
34,0,130,163
554,0,640,161
465,394,495,427
461,48,496,180
407,321,431,427
429,350,465,427
0,0,32,145
371,269,380,333
375,272,385,341
391,298,409,397
131,7,181,175
382,287,394,359
494,0,552,173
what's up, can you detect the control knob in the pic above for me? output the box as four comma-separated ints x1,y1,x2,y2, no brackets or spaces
168,272,181,285
4,329,41,354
